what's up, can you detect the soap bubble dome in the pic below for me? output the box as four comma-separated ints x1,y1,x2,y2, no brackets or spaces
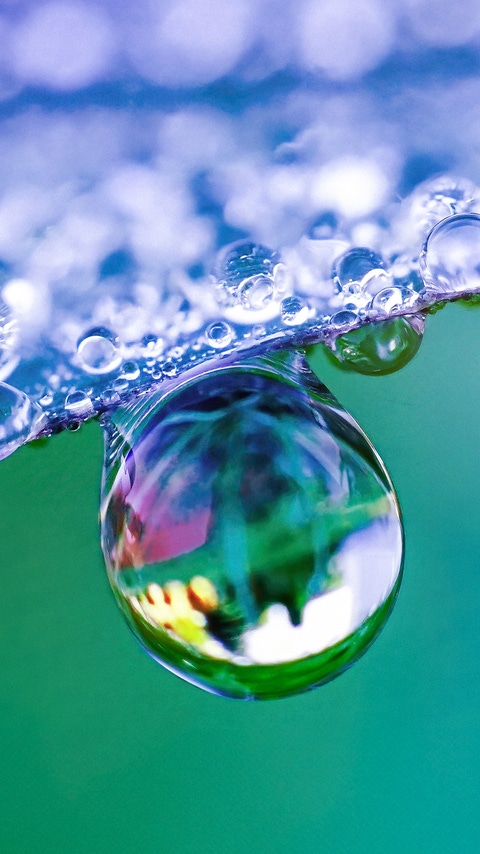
1,0,480,453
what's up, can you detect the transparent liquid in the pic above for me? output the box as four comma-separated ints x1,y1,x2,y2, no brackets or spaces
100,355,403,698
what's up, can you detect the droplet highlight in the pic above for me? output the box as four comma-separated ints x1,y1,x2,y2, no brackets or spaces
205,320,235,348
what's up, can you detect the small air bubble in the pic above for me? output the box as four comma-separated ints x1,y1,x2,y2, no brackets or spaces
238,275,275,310
205,321,235,348
77,327,121,375
162,361,177,378
281,297,309,326
64,390,94,416
122,361,140,381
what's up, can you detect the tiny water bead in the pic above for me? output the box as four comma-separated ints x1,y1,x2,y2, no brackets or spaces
76,327,121,375
214,241,282,310
281,297,310,326
205,321,235,349
420,213,480,295
334,247,385,289
323,314,425,376
64,389,94,417
239,275,275,310
100,353,403,699
121,361,140,381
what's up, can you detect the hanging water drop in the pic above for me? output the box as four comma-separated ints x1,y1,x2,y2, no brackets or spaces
100,353,403,700
205,320,235,348
323,314,425,375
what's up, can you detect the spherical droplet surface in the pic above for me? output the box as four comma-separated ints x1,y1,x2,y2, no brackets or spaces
238,275,275,310
77,327,121,375
100,354,403,699
420,213,480,294
325,314,425,375
205,320,234,348
334,247,385,288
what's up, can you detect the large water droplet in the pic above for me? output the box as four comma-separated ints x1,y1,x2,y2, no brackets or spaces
100,354,403,700
0,383,44,460
420,213,480,294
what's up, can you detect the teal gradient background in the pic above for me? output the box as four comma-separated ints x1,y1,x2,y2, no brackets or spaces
1,303,480,852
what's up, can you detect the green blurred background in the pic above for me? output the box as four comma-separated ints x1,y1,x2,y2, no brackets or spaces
1,303,479,853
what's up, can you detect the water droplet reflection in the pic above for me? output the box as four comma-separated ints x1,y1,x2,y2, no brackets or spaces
100,354,403,699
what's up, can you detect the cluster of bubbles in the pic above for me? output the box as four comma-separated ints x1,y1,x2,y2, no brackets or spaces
1,2,480,457
2,175,480,457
